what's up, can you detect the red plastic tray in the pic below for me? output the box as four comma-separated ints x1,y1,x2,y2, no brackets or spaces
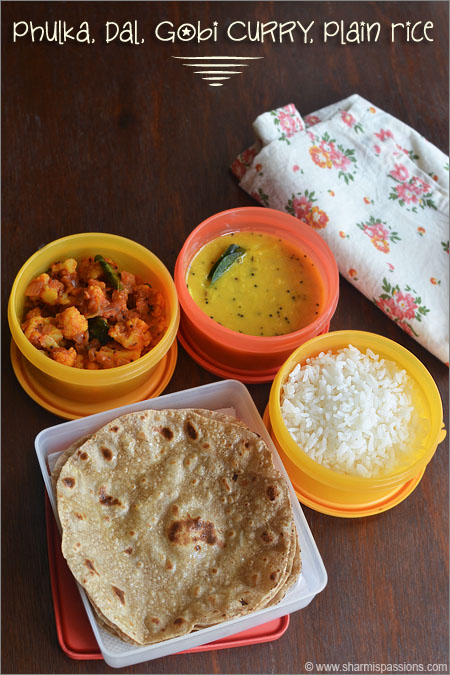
45,496,289,660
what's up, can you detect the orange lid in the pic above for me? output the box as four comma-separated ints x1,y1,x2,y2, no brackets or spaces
174,208,339,382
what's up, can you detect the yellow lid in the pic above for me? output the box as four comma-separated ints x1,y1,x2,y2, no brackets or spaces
11,340,178,420
8,233,180,418
270,331,444,488
264,330,445,517
264,405,425,518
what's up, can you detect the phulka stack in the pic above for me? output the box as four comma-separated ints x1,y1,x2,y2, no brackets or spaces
52,409,301,646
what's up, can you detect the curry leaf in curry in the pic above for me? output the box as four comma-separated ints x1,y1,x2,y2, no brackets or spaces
95,255,123,290
88,316,110,345
207,245,246,285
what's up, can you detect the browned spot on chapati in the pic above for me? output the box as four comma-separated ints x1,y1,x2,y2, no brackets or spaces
111,426,119,432
167,516,218,546
161,427,173,440
151,617,159,624
99,486,121,506
63,477,75,488
267,485,278,501
174,617,185,625
101,447,113,461
232,473,238,481
112,586,125,604
240,598,248,605
202,442,210,449
85,559,99,575
221,477,231,491
166,560,174,569
80,452,88,460
261,531,274,543
75,513,84,520
186,421,198,439
124,547,133,555
270,570,279,581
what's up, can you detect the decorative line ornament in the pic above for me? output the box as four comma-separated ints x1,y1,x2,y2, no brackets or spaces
172,56,263,87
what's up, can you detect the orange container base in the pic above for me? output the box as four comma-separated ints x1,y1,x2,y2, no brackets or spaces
45,497,289,660
178,318,331,384
174,208,339,384
11,340,178,420
263,406,426,518
178,324,280,383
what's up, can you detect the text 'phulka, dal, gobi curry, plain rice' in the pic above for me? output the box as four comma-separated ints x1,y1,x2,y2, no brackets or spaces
53,409,301,645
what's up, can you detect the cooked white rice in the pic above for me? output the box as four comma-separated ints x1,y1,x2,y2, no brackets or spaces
280,344,417,478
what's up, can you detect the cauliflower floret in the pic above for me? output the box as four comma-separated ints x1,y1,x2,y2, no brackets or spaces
50,258,77,276
78,257,103,283
73,353,86,369
103,289,129,321
82,280,109,318
94,345,141,368
108,318,151,352
51,347,77,367
25,273,64,306
120,270,136,292
56,306,88,344
22,313,64,350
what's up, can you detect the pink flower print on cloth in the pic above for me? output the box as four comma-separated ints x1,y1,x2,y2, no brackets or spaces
285,191,330,230
230,145,258,180
304,114,321,128
356,216,401,254
232,94,449,362
388,164,437,212
340,110,364,134
374,128,420,161
375,128,394,142
308,131,357,184
270,103,304,144
390,163,409,182
374,278,430,337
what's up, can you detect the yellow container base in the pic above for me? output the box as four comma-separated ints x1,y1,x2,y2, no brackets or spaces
289,468,425,518
11,340,178,420
263,406,426,518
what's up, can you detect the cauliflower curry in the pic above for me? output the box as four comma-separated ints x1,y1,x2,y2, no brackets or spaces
22,255,167,369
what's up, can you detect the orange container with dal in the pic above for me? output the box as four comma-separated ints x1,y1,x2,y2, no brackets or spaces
174,207,339,383
8,233,180,419
267,331,446,517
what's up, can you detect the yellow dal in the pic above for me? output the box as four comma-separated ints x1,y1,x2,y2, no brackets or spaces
187,232,324,336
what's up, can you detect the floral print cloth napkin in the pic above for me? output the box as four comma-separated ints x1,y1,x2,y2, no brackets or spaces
232,94,449,364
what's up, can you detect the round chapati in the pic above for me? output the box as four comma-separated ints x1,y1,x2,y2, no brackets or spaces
55,408,300,645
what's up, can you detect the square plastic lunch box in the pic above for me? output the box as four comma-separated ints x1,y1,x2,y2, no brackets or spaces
36,379,327,668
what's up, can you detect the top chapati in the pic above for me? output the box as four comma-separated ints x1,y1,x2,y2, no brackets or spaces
55,408,300,645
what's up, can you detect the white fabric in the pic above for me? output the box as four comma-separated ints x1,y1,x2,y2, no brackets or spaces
232,94,449,364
